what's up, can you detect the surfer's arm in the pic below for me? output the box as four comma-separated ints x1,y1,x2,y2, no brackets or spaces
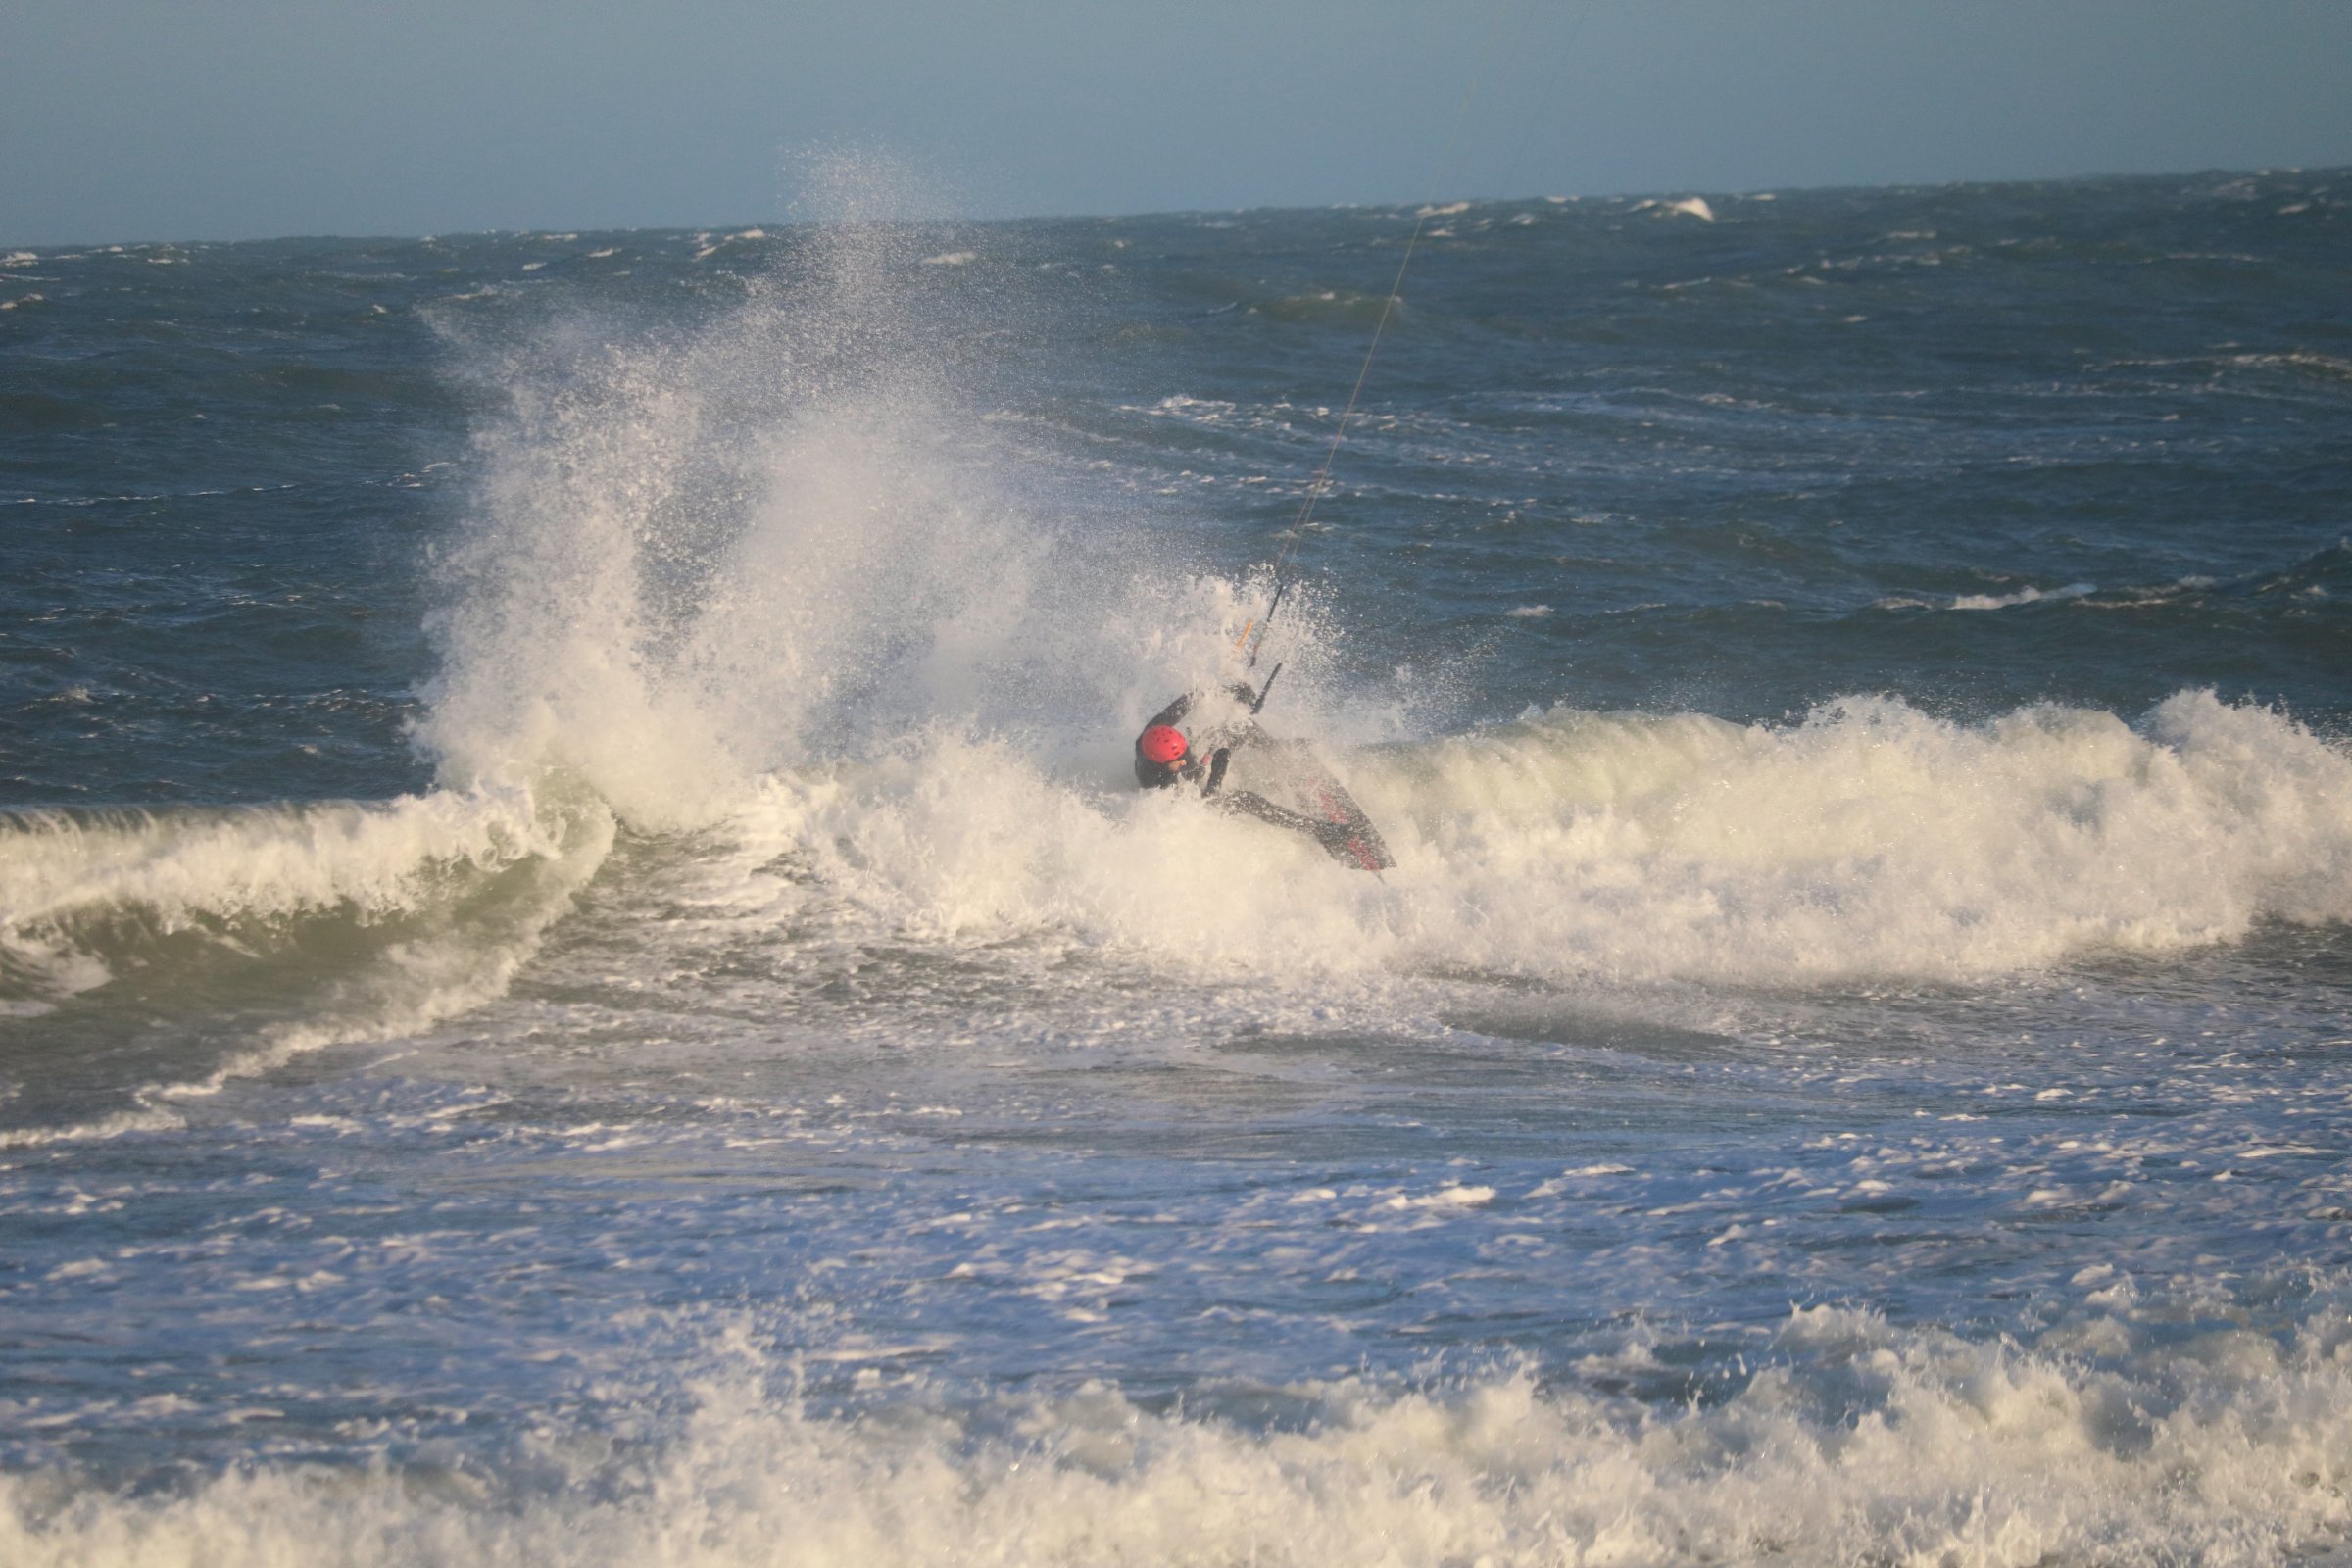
1145,693,1196,731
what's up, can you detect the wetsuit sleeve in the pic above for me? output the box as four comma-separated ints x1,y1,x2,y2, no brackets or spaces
1144,693,1195,731
1202,748,1231,798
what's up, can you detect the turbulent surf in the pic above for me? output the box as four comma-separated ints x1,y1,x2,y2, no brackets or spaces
2,163,2349,1565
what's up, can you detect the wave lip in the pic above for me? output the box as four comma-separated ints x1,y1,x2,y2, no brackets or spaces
0,790,559,998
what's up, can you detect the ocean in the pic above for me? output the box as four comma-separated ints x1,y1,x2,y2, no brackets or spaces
3,164,2349,1564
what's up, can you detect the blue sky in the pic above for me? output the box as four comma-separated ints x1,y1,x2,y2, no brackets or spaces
5,0,2350,243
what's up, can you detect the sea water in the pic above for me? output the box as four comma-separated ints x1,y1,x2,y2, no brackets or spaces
2,167,2350,1564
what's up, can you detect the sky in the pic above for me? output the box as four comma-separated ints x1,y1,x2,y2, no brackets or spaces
4,0,2350,245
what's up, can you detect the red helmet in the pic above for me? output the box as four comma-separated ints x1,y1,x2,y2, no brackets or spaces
1138,724,1189,765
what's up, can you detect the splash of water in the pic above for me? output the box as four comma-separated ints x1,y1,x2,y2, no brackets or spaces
417,159,1248,833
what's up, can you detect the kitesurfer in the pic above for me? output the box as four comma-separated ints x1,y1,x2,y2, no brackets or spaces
1133,690,1366,857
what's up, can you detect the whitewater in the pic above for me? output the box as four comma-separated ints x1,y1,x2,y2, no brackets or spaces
3,165,2350,1565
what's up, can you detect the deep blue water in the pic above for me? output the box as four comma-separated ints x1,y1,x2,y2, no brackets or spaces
2,168,2350,1565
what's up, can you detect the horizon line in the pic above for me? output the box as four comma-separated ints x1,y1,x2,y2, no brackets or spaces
4,161,2342,254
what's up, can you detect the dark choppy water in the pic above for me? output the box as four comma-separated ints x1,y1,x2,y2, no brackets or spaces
3,167,2350,1565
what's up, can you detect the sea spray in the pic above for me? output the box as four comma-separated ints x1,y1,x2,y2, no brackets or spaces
416,164,1251,836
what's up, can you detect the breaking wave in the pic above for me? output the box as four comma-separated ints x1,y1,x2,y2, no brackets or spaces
694,687,2352,993
0,788,611,1139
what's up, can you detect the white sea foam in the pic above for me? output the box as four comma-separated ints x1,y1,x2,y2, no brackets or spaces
920,250,976,266
4,1299,2348,1567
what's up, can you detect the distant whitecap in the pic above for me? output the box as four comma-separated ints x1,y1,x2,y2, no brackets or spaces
1951,582,2096,611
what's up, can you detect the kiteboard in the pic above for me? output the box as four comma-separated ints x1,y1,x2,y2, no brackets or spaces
1190,695,1396,872
1236,733,1396,871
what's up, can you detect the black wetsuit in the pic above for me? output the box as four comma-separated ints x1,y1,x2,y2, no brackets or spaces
1134,690,1366,857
